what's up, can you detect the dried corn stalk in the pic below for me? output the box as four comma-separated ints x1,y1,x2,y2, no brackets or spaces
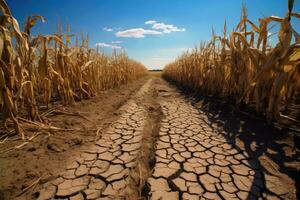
0,0,148,139
163,1,300,123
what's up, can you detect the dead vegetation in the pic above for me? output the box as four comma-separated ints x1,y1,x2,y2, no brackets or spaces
163,0,300,124
0,0,147,140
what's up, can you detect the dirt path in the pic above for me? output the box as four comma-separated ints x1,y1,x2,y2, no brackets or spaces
0,77,151,200
2,76,298,200
36,79,154,200
146,79,296,200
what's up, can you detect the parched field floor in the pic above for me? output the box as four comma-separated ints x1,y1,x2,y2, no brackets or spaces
1,76,299,200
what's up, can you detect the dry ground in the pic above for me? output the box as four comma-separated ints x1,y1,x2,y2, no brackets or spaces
0,76,151,200
0,72,299,200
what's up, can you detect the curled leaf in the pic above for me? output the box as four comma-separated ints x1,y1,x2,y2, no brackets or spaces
283,65,293,72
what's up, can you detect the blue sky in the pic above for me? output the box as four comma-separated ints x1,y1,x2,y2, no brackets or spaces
8,0,300,69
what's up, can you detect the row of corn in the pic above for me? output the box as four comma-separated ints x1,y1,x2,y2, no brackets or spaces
163,1,300,123
0,0,148,139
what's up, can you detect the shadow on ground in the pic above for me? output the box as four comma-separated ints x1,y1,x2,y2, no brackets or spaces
167,80,300,199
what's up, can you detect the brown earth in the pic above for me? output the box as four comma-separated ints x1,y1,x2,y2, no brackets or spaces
0,73,299,200
0,76,151,200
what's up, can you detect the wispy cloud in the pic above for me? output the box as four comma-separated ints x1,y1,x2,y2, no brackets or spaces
145,20,156,25
111,40,123,44
145,20,186,33
137,47,191,69
179,47,193,52
142,57,173,69
116,28,162,38
116,20,186,39
103,27,114,32
95,42,121,49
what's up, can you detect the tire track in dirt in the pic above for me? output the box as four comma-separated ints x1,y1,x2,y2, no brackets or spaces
145,79,296,200
37,79,156,200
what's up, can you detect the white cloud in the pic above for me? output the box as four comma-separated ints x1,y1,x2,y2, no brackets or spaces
115,28,162,38
180,47,193,52
103,27,113,32
95,42,121,49
268,32,275,37
145,20,156,25
111,41,123,44
145,20,186,33
137,47,191,69
115,20,185,39
142,57,173,70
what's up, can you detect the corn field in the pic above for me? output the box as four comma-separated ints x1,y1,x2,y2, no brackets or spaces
163,1,300,124
0,0,147,139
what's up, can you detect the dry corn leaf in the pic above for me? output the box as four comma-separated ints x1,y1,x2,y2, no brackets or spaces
288,46,300,61
283,65,293,72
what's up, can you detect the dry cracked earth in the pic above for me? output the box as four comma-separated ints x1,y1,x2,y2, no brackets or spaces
35,78,297,200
